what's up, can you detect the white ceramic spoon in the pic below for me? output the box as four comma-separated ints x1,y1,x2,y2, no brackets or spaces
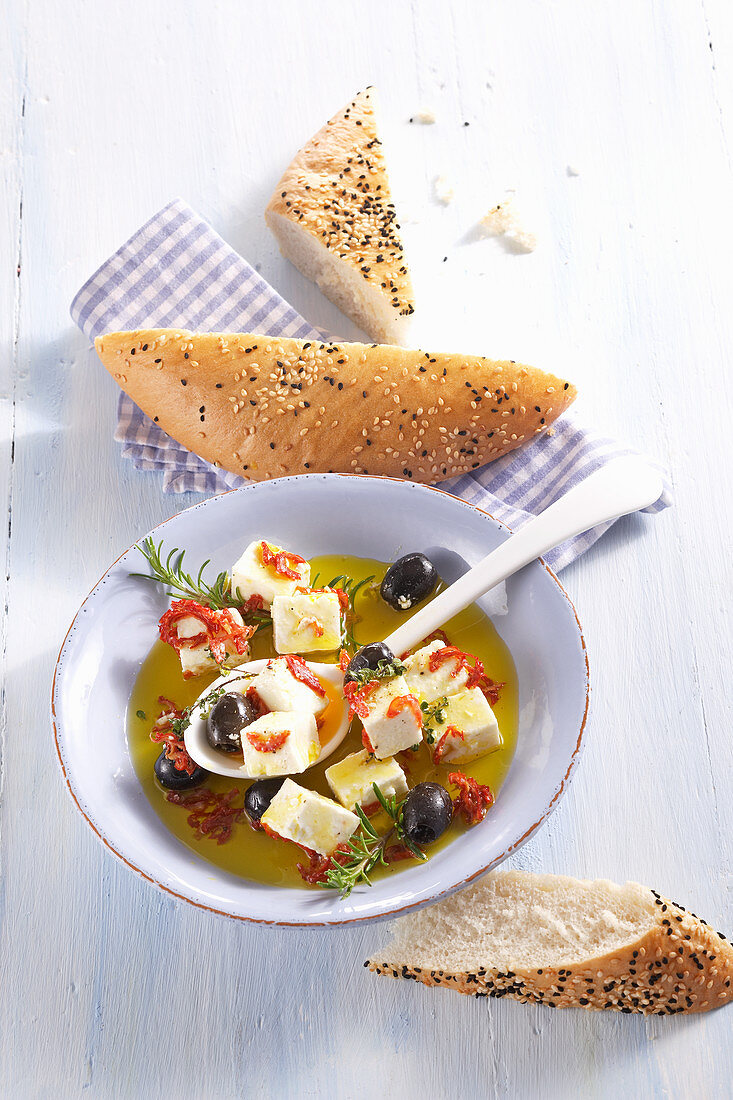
185,455,663,778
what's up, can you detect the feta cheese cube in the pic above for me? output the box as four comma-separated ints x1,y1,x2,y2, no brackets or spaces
403,640,469,702
240,712,320,777
261,778,359,855
230,540,310,609
325,750,408,812
254,658,329,715
361,675,423,759
430,687,501,764
272,590,342,654
175,608,249,679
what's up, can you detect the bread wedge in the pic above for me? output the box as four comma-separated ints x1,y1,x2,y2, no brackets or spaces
266,88,415,344
367,870,733,1015
94,329,576,483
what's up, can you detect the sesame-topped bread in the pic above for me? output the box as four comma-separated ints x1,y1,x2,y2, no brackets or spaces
265,88,415,344
367,870,733,1016
93,329,576,483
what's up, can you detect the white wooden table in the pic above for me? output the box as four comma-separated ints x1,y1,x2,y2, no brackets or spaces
2,1,732,1095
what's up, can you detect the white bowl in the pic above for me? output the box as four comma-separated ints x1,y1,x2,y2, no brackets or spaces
52,475,589,926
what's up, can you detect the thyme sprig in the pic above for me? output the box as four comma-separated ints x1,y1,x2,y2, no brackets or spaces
131,537,271,630
162,674,254,740
346,657,407,686
322,783,426,898
420,695,449,745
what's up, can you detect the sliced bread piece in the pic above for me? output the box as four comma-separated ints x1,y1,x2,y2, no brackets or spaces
94,328,576,483
266,87,415,344
367,870,733,1015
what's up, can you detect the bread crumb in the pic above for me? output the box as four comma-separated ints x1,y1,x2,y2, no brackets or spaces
411,108,436,124
479,193,537,252
566,164,580,177
433,175,454,204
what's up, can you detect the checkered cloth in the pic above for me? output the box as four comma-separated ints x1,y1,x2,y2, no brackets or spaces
71,198,669,570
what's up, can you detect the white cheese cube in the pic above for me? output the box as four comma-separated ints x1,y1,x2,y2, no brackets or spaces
272,590,342,654
326,750,408,812
175,608,249,679
254,658,329,715
261,778,359,855
240,712,320,778
230,540,310,609
361,675,423,759
403,640,469,702
429,687,501,764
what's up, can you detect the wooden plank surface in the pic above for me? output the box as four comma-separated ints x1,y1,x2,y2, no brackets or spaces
1,0,731,1095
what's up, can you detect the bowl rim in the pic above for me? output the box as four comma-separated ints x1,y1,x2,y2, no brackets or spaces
51,473,590,926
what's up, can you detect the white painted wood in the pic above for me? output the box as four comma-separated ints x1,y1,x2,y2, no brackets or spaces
2,0,731,1095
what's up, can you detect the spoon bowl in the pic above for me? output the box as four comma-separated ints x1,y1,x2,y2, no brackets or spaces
184,660,349,778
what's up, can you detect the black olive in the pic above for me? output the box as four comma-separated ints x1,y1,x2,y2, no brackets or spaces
206,691,258,753
344,641,396,683
401,782,453,844
244,777,286,821
381,553,439,611
154,750,209,791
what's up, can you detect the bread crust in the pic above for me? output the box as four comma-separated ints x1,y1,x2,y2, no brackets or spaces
367,883,733,1016
94,329,577,483
265,87,415,340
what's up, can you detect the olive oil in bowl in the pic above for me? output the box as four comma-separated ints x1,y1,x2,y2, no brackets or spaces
128,554,518,888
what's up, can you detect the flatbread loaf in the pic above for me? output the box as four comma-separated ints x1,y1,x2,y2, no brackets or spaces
367,870,733,1015
266,88,415,344
94,329,577,483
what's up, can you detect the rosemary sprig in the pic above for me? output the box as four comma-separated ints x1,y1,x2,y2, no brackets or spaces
131,537,271,630
322,783,427,898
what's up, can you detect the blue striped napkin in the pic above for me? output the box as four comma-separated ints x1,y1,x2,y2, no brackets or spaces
71,198,669,571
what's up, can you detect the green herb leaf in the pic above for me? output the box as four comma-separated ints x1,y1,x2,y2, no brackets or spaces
347,657,407,686
319,784,425,898
130,537,272,630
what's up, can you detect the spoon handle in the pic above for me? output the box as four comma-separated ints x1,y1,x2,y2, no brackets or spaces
382,455,664,657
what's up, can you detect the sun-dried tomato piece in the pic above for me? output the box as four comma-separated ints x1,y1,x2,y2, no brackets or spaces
150,696,196,775
433,724,465,764
448,771,494,825
333,588,350,613
245,728,290,753
245,686,269,718
476,673,503,707
423,637,503,705
295,843,351,884
384,842,421,864
260,542,306,580
158,599,253,662
283,654,326,697
240,593,265,615
386,694,422,726
361,729,375,754
344,678,379,719
338,649,351,673
165,787,245,843
428,645,470,676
